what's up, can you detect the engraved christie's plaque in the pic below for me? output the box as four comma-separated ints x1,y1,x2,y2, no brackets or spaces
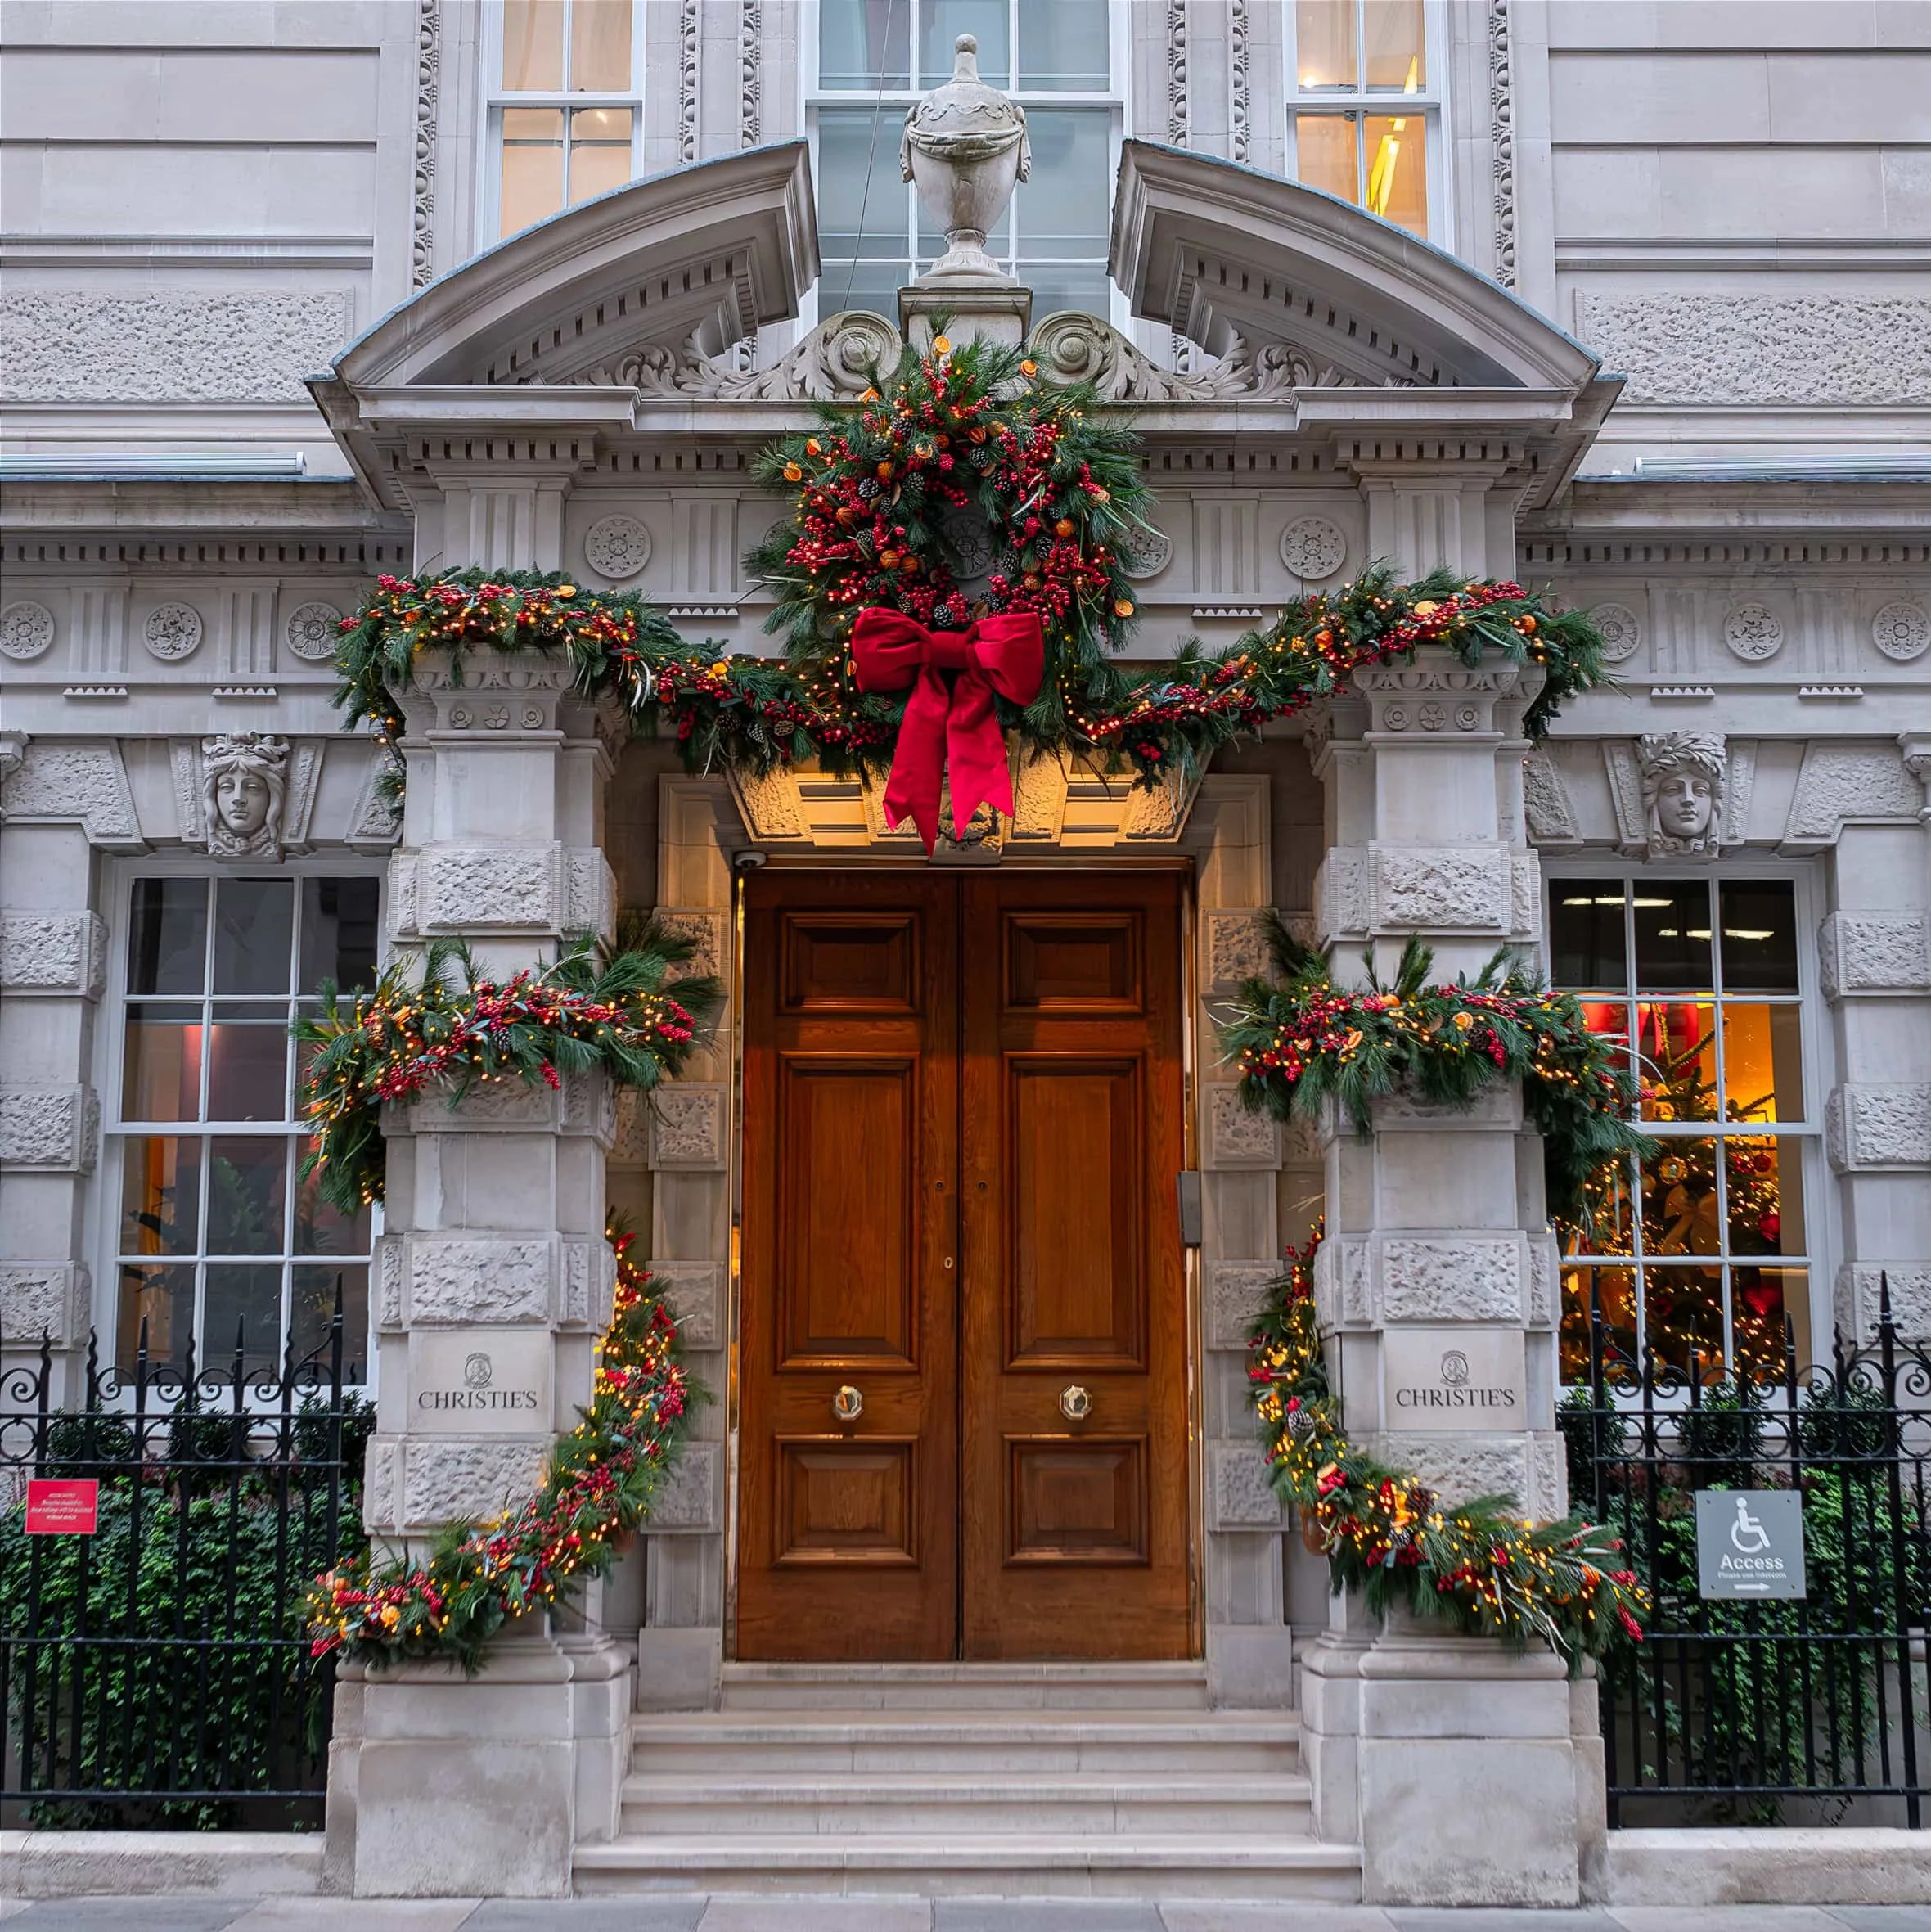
408,1330,554,1433
1381,1327,1526,1432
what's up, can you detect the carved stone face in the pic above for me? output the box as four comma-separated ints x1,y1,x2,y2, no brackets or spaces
214,767,272,839
1654,768,1714,840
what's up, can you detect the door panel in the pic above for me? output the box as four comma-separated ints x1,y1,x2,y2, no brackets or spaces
739,867,1191,1662
961,872,1191,1660
738,874,959,1660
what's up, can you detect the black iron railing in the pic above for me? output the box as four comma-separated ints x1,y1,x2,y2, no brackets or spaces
1564,1274,1931,1827
0,1300,367,1828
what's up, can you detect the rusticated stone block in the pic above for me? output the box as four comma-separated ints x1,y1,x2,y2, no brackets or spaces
0,1085,98,1172
398,845,560,934
1378,1236,1523,1322
1836,1263,1931,1345
1202,909,1276,993
642,1440,721,1532
1371,846,1510,932
1204,1084,1281,1170
0,1263,89,1344
1819,912,1931,999
1205,1262,1278,1351
1375,1433,1530,1510
646,1262,724,1349
647,1085,727,1170
407,1236,552,1324
401,1438,550,1529
650,907,729,982
1210,1440,1285,1529
1826,1084,1931,1171
0,912,106,997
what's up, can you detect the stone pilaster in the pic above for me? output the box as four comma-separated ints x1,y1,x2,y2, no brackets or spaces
1299,647,1591,1906
0,738,109,1407
336,646,631,1896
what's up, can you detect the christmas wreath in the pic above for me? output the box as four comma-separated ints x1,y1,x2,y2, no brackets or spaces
328,333,1616,842
1249,1224,1648,1663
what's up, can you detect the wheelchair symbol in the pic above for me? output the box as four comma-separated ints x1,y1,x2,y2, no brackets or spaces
1730,1496,1771,1555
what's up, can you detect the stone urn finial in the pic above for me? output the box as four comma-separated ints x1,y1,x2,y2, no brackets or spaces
900,33,1031,280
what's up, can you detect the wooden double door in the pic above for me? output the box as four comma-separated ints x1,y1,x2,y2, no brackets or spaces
737,869,1192,1661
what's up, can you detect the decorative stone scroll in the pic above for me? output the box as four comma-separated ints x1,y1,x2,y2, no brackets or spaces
573,312,904,402
1026,313,1384,402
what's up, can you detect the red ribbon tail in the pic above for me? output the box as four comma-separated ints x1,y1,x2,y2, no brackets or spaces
945,669,1012,840
884,666,950,853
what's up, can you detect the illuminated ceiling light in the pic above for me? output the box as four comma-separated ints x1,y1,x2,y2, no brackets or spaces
1722,929,1774,941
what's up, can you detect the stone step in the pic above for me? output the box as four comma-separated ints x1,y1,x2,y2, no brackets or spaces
617,1769,1314,1837
718,1660,1211,1711
573,1833,1363,1900
628,1712,1304,1777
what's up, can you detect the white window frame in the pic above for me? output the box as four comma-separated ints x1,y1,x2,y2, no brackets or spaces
799,0,1132,329
1281,0,1451,249
93,855,388,1391
1542,859,1837,1386
479,0,648,245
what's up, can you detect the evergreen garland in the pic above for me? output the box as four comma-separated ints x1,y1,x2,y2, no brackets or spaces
1220,922,1652,1234
297,925,718,1216
1250,1225,1649,1664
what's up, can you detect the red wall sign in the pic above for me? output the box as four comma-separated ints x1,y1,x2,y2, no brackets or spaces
25,1478,99,1534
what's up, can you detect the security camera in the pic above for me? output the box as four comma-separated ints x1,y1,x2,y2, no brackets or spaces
732,849,768,871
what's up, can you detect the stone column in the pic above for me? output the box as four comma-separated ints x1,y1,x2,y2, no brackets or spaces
331,651,632,1897
1298,644,1590,1906
1823,741,1931,1345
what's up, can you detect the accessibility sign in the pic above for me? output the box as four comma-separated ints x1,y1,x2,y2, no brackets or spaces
1695,1488,1806,1600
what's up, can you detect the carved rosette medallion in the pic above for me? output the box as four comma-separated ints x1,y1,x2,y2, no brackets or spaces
142,602,205,661
1871,601,1930,664
1280,516,1347,582
0,601,56,661
583,514,653,581
1117,525,1173,581
284,601,344,660
1591,601,1642,664
1723,603,1784,662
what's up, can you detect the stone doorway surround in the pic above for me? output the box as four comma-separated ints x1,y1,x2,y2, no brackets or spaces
627,753,1291,1714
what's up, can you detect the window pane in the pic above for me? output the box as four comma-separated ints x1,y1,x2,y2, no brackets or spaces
301,877,380,995
1364,0,1425,90
820,0,911,88
128,878,206,995
1362,113,1426,235
1560,1264,1637,1380
569,0,631,89
823,259,910,320
1734,1265,1807,1376
1642,1137,1721,1255
1722,1003,1804,1124
1632,880,1713,991
920,0,1008,88
1016,110,1110,257
1294,113,1357,204
1566,1149,1635,1257
1719,881,1798,992
1725,1137,1803,1257
295,1165,371,1259
1295,0,1356,89
502,106,567,236
1020,263,1112,324
207,1016,290,1123
124,1005,203,1121
214,877,294,994
121,1136,201,1257
1550,885,1627,990
293,1264,370,1383
1644,1266,1726,1374
1636,1001,1717,1121
204,1263,283,1374
819,108,913,260
1019,0,1110,88
117,1262,195,1374
569,104,634,204
502,0,565,89
205,1137,288,1255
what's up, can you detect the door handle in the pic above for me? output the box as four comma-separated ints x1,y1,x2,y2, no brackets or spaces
832,1385,864,1423
1060,1384,1092,1422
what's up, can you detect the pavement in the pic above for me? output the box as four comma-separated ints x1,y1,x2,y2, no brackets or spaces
4,1903,1931,1931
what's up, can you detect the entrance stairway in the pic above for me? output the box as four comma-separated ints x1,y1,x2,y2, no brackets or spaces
572,1662,1362,1899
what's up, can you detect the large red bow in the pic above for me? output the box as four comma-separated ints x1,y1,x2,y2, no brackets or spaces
850,609,1043,852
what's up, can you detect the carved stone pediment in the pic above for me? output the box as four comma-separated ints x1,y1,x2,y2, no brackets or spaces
1028,313,1400,399
569,312,904,402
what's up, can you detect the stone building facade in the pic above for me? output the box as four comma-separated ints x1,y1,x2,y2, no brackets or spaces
2,0,1928,1907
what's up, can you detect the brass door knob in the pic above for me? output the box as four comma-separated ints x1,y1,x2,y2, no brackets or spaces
1060,1384,1092,1421
832,1385,864,1423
